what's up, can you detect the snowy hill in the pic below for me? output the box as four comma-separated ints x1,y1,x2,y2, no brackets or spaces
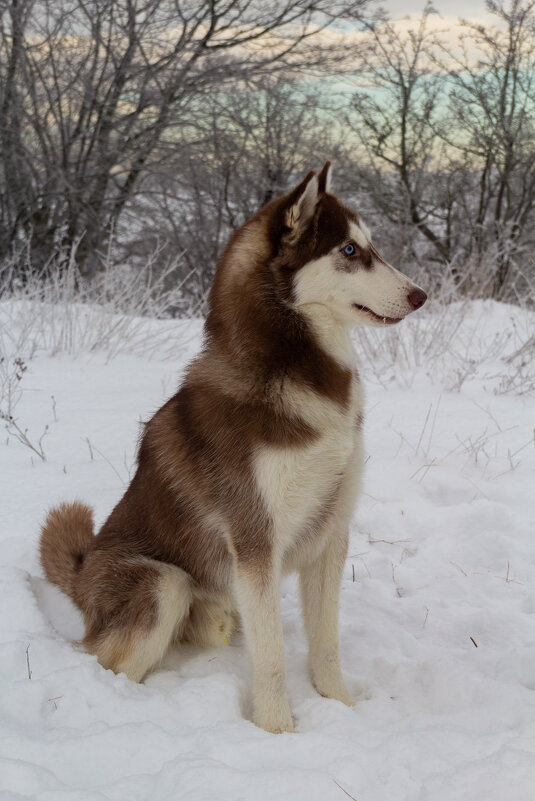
1,301,534,800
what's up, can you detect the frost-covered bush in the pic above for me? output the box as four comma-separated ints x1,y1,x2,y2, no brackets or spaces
0,243,199,362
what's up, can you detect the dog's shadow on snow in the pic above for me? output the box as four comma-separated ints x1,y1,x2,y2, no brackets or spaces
31,575,85,641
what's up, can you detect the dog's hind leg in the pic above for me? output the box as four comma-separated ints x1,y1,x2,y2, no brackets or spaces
79,554,192,682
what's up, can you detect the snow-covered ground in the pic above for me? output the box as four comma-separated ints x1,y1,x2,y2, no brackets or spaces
1,301,534,800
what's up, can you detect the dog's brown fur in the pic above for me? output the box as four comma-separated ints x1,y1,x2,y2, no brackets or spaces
41,163,426,731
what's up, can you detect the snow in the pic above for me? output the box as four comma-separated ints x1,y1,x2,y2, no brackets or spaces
1,302,534,800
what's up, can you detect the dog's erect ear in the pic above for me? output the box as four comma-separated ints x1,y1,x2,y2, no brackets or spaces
284,171,319,239
317,161,332,194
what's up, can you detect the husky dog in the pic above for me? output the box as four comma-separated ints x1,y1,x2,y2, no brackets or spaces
41,163,426,733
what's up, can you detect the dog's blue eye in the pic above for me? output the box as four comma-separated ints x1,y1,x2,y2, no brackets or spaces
344,243,355,256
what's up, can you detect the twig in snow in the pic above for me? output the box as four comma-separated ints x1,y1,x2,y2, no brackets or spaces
388,422,416,454
510,435,535,459
470,637,478,648
504,333,535,364
348,553,371,579
415,402,432,455
1,413,48,460
391,562,402,596
409,458,437,481
0,356,49,460
494,562,522,585
90,444,126,485
450,561,467,576
506,448,519,472
333,779,358,800
123,449,134,481
48,695,62,710
369,537,412,546
26,643,32,679
84,436,94,460
84,438,125,484
471,400,502,432
426,396,441,456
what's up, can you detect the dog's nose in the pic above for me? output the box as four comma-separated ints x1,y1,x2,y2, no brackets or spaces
407,287,427,310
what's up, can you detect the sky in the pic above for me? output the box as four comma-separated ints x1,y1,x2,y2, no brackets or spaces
383,0,491,20
376,0,499,56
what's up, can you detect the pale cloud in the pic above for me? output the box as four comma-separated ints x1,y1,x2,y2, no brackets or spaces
380,1,504,65
382,0,493,24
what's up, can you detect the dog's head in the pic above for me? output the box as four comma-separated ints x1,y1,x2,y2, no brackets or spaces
262,162,426,327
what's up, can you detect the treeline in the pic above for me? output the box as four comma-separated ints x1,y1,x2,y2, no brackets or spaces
1,0,534,307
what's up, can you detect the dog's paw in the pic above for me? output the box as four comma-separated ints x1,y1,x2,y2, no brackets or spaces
183,600,236,648
209,605,235,646
312,667,356,707
255,709,295,734
254,695,295,734
317,684,356,707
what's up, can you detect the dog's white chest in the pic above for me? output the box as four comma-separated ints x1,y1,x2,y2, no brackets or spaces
254,374,363,547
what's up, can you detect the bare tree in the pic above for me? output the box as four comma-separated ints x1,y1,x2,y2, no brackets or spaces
125,75,337,304
338,1,535,301
3,0,533,304
342,4,449,270
438,0,535,297
0,0,370,276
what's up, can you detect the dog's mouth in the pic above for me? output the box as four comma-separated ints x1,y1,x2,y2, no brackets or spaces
352,303,404,325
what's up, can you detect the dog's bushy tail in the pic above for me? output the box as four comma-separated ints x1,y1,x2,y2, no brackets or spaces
40,501,94,602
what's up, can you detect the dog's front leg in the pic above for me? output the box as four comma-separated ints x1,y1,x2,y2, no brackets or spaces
299,528,355,707
234,559,294,733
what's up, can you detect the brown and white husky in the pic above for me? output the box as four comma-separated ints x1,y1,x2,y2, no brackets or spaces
40,163,426,733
